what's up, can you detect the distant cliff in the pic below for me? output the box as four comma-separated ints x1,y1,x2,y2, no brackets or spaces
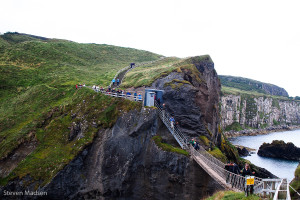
219,75,289,97
221,94,300,133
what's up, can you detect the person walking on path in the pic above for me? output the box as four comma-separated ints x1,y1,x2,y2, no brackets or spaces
117,78,120,86
241,163,255,177
190,138,196,147
112,78,116,86
194,141,200,150
130,63,135,68
241,163,255,196
170,116,175,131
138,93,142,101
157,98,161,106
134,91,137,101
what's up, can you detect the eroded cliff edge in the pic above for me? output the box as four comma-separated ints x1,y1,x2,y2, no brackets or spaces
152,56,222,145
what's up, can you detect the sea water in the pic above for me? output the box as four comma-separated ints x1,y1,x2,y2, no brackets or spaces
229,129,300,182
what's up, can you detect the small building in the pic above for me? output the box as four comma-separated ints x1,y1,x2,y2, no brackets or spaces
144,88,164,107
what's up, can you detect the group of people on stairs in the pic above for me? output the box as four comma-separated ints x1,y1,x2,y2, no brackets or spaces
111,77,120,86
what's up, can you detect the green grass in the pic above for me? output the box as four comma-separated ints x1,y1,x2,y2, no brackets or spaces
205,191,260,200
199,135,210,146
122,55,211,88
152,136,189,156
0,88,142,186
164,79,191,89
220,134,241,165
121,57,181,88
225,122,243,132
0,32,159,186
221,86,294,101
209,147,227,163
219,75,288,97
290,164,300,198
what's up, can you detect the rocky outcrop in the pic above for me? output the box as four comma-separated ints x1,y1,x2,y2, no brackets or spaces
258,140,300,161
221,94,300,133
237,147,250,157
152,56,222,145
0,108,224,200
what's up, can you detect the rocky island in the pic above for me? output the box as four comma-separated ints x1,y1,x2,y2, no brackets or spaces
258,140,300,161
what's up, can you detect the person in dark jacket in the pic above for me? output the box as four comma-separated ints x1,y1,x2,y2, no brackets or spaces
189,138,196,147
157,98,161,106
241,163,255,196
194,142,200,150
241,163,255,176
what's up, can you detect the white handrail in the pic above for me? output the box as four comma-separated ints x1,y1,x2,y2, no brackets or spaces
273,179,284,200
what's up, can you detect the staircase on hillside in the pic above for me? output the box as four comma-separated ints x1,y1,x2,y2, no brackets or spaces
109,58,164,88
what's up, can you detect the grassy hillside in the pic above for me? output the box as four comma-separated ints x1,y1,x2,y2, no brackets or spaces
205,191,260,200
219,75,289,97
221,86,292,101
121,55,212,88
0,32,160,185
290,163,300,198
121,57,181,88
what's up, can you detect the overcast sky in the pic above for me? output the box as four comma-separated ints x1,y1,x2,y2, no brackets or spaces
1,0,300,96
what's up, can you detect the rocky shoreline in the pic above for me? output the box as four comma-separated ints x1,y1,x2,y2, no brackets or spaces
224,125,300,138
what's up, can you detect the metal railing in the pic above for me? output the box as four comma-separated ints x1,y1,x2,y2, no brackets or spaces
94,88,143,102
153,101,268,194
273,179,291,200
190,146,264,193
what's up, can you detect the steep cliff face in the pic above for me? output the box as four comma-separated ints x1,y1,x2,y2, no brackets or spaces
0,108,222,200
221,94,300,131
152,56,222,145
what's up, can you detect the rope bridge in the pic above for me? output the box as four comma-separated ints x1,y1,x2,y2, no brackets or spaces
154,101,293,199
